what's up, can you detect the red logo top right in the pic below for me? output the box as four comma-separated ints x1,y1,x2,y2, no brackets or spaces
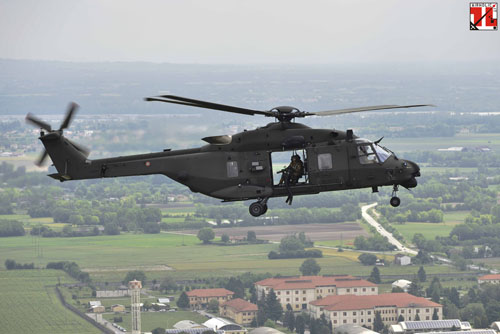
470,2,498,30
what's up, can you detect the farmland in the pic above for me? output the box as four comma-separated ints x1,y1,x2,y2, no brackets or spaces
0,270,100,334
388,211,468,244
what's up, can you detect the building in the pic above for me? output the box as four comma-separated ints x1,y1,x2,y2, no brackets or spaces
394,254,411,266
87,300,105,313
220,298,258,325
308,293,442,329
173,320,206,330
186,288,234,309
389,320,471,334
255,275,378,311
249,327,286,334
203,317,247,334
111,304,126,313
334,324,380,334
96,289,129,298
491,322,500,331
166,329,224,334
392,280,412,292
158,298,171,304
478,274,500,285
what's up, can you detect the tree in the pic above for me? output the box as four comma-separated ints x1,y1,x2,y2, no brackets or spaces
152,328,165,334
177,291,190,308
5,259,15,270
104,222,120,235
448,287,460,307
295,315,305,334
418,266,427,282
368,266,381,284
264,319,276,328
123,270,146,285
221,233,230,243
197,227,215,244
358,253,378,265
208,299,219,313
279,235,304,253
247,231,257,242
432,308,439,320
300,258,321,275
284,309,295,331
225,277,245,299
265,289,283,321
160,277,178,293
408,279,422,297
398,314,404,322
415,313,420,321
373,311,384,332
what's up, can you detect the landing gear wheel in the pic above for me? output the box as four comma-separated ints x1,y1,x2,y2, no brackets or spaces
249,202,266,217
390,196,401,207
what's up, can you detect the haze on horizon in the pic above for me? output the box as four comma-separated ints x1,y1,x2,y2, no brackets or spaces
1,0,499,65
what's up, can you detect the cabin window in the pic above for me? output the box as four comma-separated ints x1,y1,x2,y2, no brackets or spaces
227,161,239,177
317,153,333,170
358,145,378,164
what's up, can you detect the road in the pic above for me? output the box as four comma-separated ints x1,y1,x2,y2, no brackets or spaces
361,203,418,255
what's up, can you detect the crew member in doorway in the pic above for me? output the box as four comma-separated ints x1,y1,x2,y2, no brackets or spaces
278,154,304,186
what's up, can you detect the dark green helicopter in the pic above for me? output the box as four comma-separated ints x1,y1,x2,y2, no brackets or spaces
26,95,430,217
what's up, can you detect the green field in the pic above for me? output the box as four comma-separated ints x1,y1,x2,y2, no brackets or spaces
388,211,468,244
0,270,100,334
391,222,460,243
1,231,472,283
103,310,208,333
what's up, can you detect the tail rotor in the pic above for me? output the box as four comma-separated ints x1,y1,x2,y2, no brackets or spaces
25,102,89,166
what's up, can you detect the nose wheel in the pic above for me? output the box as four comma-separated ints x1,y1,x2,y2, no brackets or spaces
390,185,401,207
249,198,269,217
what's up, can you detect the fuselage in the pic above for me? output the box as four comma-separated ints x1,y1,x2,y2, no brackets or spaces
41,121,419,203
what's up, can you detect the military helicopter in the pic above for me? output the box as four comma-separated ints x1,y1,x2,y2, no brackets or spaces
26,95,430,217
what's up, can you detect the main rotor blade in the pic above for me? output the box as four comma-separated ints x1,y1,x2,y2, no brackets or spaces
25,113,52,132
311,104,435,116
59,102,79,130
147,95,274,117
36,150,49,166
67,138,90,157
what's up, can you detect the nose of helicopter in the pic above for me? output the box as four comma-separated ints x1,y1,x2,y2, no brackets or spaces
400,160,420,188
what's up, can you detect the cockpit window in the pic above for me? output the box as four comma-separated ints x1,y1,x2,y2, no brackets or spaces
358,145,378,164
373,144,391,163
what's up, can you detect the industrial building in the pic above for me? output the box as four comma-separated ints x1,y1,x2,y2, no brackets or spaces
389,320,471,334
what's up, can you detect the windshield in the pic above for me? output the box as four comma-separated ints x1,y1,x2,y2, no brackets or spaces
373,143,392,163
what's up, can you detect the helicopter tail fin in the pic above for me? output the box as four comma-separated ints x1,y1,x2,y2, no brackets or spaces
39,132,90,181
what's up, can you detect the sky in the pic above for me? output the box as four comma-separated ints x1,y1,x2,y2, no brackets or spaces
0,0,499,64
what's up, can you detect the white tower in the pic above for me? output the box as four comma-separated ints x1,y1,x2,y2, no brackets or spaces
129,280,142,334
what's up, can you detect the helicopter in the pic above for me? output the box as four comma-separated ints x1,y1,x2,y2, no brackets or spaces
26,95,430,217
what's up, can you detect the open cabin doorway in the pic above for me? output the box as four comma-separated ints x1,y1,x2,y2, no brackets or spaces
270,149,309,187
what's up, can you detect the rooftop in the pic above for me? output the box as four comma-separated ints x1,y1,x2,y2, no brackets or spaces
310,293,441,311
187,288,235,298
222,298,258,312
256,275,376,290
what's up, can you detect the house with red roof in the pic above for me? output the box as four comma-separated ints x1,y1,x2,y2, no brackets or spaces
219,298,258,325
186,288,234,309
478,274,500,285
309,293,442,329
255,275,378,312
